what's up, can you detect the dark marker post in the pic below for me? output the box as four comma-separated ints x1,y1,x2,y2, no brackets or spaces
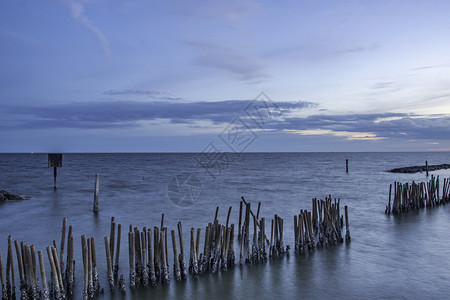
346,159,349,173
48,154,62,189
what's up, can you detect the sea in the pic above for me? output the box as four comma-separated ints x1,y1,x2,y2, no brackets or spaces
1,152,450,299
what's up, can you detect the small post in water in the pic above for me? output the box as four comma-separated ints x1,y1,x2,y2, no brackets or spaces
426,161,429,177
48,153,62,190
346,159,349,173
93,174,100,212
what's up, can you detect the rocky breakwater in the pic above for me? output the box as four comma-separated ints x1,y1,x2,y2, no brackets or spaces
388,163,450,173
0,190,24,202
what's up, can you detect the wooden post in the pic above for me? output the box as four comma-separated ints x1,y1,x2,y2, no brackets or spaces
345,205,351,243
238,201,243,242
54,167,57,190
346,159,349,173
104,236,114,291
48,153,62,189
426,161,429,177
38,251,49,300
46,247,61,300
114,224,121,277
93,174,100,212
0,249,5,298
171,230,181,281
60,217,67,275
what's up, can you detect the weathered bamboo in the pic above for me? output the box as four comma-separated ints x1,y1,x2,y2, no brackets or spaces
66,234,74,296
141,230,149,286
134,227,142,286
13,240,23,289
47,246,61,300
114,223,121,278
238,201,243,241
119,274,126,293
6,236,15,299
51,245,64,296
171,230,182,280
104,236,114,291
153,226,160,281
38,250,49,300
128,232,135,289
60,217,67,277
345,205,351,243
82,245,88,300
91,237,100,295
30,245,39,298
211,226,222,273
93,174,100,212
177,222,187,280
226,206,232,231
203,225,211,271
146,228,156,285
0,248,6,300
110,217,116,267
87,238,94,297
191,228,199,276
160,231,170,284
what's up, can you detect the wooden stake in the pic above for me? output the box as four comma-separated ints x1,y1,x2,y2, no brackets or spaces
38,250,49,300
93,174,100,212
60,217,67,275
114,223,121,277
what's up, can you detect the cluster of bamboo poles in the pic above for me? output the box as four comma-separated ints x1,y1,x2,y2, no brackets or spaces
385,176,450,215
0,217,76,300
1,198,352,299
294,197,350,254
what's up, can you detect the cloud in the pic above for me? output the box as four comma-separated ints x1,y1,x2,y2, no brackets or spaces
3,98,449,144
103,89,183,101
61,0,110,54
275,113,450,141
104,89,162,97
333,43,379,55
185,40,269,82
0,99,314,129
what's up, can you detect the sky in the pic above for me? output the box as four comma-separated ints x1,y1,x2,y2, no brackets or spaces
1,0,450,152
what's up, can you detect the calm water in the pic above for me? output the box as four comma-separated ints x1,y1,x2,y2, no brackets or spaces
1,152,450,299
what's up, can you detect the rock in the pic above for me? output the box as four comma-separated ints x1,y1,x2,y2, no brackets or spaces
0,190,24,202
388,163,450,173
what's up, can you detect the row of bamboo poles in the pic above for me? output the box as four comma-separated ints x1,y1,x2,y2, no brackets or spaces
385,175,450,215
1,198,351,299
294,196,350,254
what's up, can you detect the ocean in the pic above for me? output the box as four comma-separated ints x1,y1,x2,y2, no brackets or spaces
1,152,450,299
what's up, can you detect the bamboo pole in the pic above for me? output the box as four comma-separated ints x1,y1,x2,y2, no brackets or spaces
129,232,136,289
177,222,187,279
147,228,156,285
110,217,116,266
13,240,23,288
114,223,121,278
38,250,49,300
160,231,169,283
345,205,351,243
141,230,149,286
171,230,182,281
82,245,88,300
47,246,61,300
104,236,114,291
0,249,6,300
93,174,100,212
91,237,100,295
60,217,67,276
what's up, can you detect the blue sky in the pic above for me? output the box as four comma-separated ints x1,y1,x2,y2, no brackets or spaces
1,0,450,152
